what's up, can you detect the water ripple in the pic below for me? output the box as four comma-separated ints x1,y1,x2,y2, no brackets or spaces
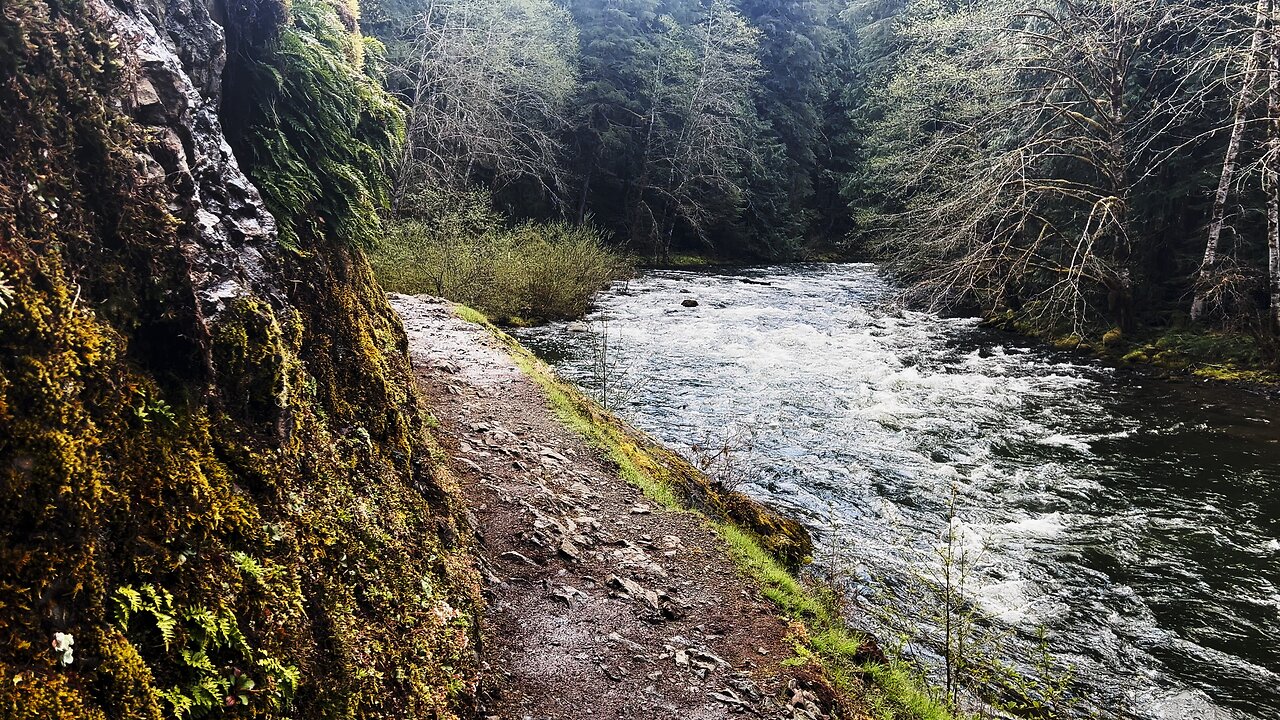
518,264,1280,720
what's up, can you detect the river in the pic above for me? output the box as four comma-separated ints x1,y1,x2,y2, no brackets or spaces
514,264,1280,720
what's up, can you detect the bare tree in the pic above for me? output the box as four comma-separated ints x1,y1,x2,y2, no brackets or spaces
391,0,579,208
867,0,1188,332
626,0,765,258
860,0,1280,334
1267,0,1280,332
1191,0,1272,323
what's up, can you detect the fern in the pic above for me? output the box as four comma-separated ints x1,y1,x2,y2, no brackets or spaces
111,585,142,626
159,687,195,717
112,583,298,717
231,551,267,585
0,269,14,315
223,0,403,250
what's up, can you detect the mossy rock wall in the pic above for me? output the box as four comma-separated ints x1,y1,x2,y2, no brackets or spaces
0,0,480,717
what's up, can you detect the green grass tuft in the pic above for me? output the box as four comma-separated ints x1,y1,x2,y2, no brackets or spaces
453,304,489,326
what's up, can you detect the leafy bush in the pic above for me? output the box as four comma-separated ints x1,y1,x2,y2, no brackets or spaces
372,191,631,323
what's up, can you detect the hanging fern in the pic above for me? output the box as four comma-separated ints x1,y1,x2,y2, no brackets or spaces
223,0,404,249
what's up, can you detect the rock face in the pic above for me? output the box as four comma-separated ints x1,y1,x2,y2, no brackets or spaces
106,0,285,323
0,1,480,718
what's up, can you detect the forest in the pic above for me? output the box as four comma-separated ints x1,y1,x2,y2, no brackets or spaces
360,0,1280,354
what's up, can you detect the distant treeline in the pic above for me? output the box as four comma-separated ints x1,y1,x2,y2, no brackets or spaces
363,0,861,262
364,0,1280,338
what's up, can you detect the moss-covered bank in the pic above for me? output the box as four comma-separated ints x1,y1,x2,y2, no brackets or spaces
983,313,1280,387
0,1,480,717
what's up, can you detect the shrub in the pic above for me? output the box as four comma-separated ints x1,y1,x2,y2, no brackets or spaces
371,192,631,323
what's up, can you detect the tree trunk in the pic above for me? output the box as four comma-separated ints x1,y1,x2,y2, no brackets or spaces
1268,0,1280,333
392,2,437,213
1192,0,1270,322
576,165,593,225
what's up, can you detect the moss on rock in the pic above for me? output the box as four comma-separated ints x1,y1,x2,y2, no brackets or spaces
0,1,480,717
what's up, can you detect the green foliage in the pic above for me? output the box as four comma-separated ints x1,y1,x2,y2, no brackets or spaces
133,388,177,428
224,0,403,249
111,586,299,717
371,189,632,323
988,630,1077,719
718,521,954,719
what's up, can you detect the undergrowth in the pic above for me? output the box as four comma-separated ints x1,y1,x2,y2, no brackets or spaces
370,188,631,324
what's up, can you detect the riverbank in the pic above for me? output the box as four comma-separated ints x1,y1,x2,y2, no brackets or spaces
1098,329,1280,388
515,264,1280,719
389,293,951,720
981,314,1280,389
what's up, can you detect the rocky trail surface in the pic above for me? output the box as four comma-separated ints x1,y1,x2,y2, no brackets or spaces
389,294,835,720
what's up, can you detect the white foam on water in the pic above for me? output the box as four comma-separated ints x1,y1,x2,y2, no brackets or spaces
997,513,1067,539
517,264,1280,720
1037,433,1094,452
973,578,1035,624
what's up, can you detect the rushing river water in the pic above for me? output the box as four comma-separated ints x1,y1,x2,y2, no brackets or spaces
515,264,1280,720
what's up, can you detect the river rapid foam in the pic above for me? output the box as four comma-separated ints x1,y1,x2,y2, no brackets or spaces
517,264,1280,720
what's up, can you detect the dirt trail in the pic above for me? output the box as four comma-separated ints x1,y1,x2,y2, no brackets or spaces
390,295,832,720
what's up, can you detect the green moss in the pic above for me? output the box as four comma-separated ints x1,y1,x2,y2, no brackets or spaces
987,309,1278,385
453,305,489,326
0,2,481,717
222,0,403,249
1121,349,1150,363
717,524,826,621
862,662,956,720
717,524,953,720
1191,365,1278,382
1107,331,1280,384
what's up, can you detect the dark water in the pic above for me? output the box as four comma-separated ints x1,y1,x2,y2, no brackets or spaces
515,264,1280,720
